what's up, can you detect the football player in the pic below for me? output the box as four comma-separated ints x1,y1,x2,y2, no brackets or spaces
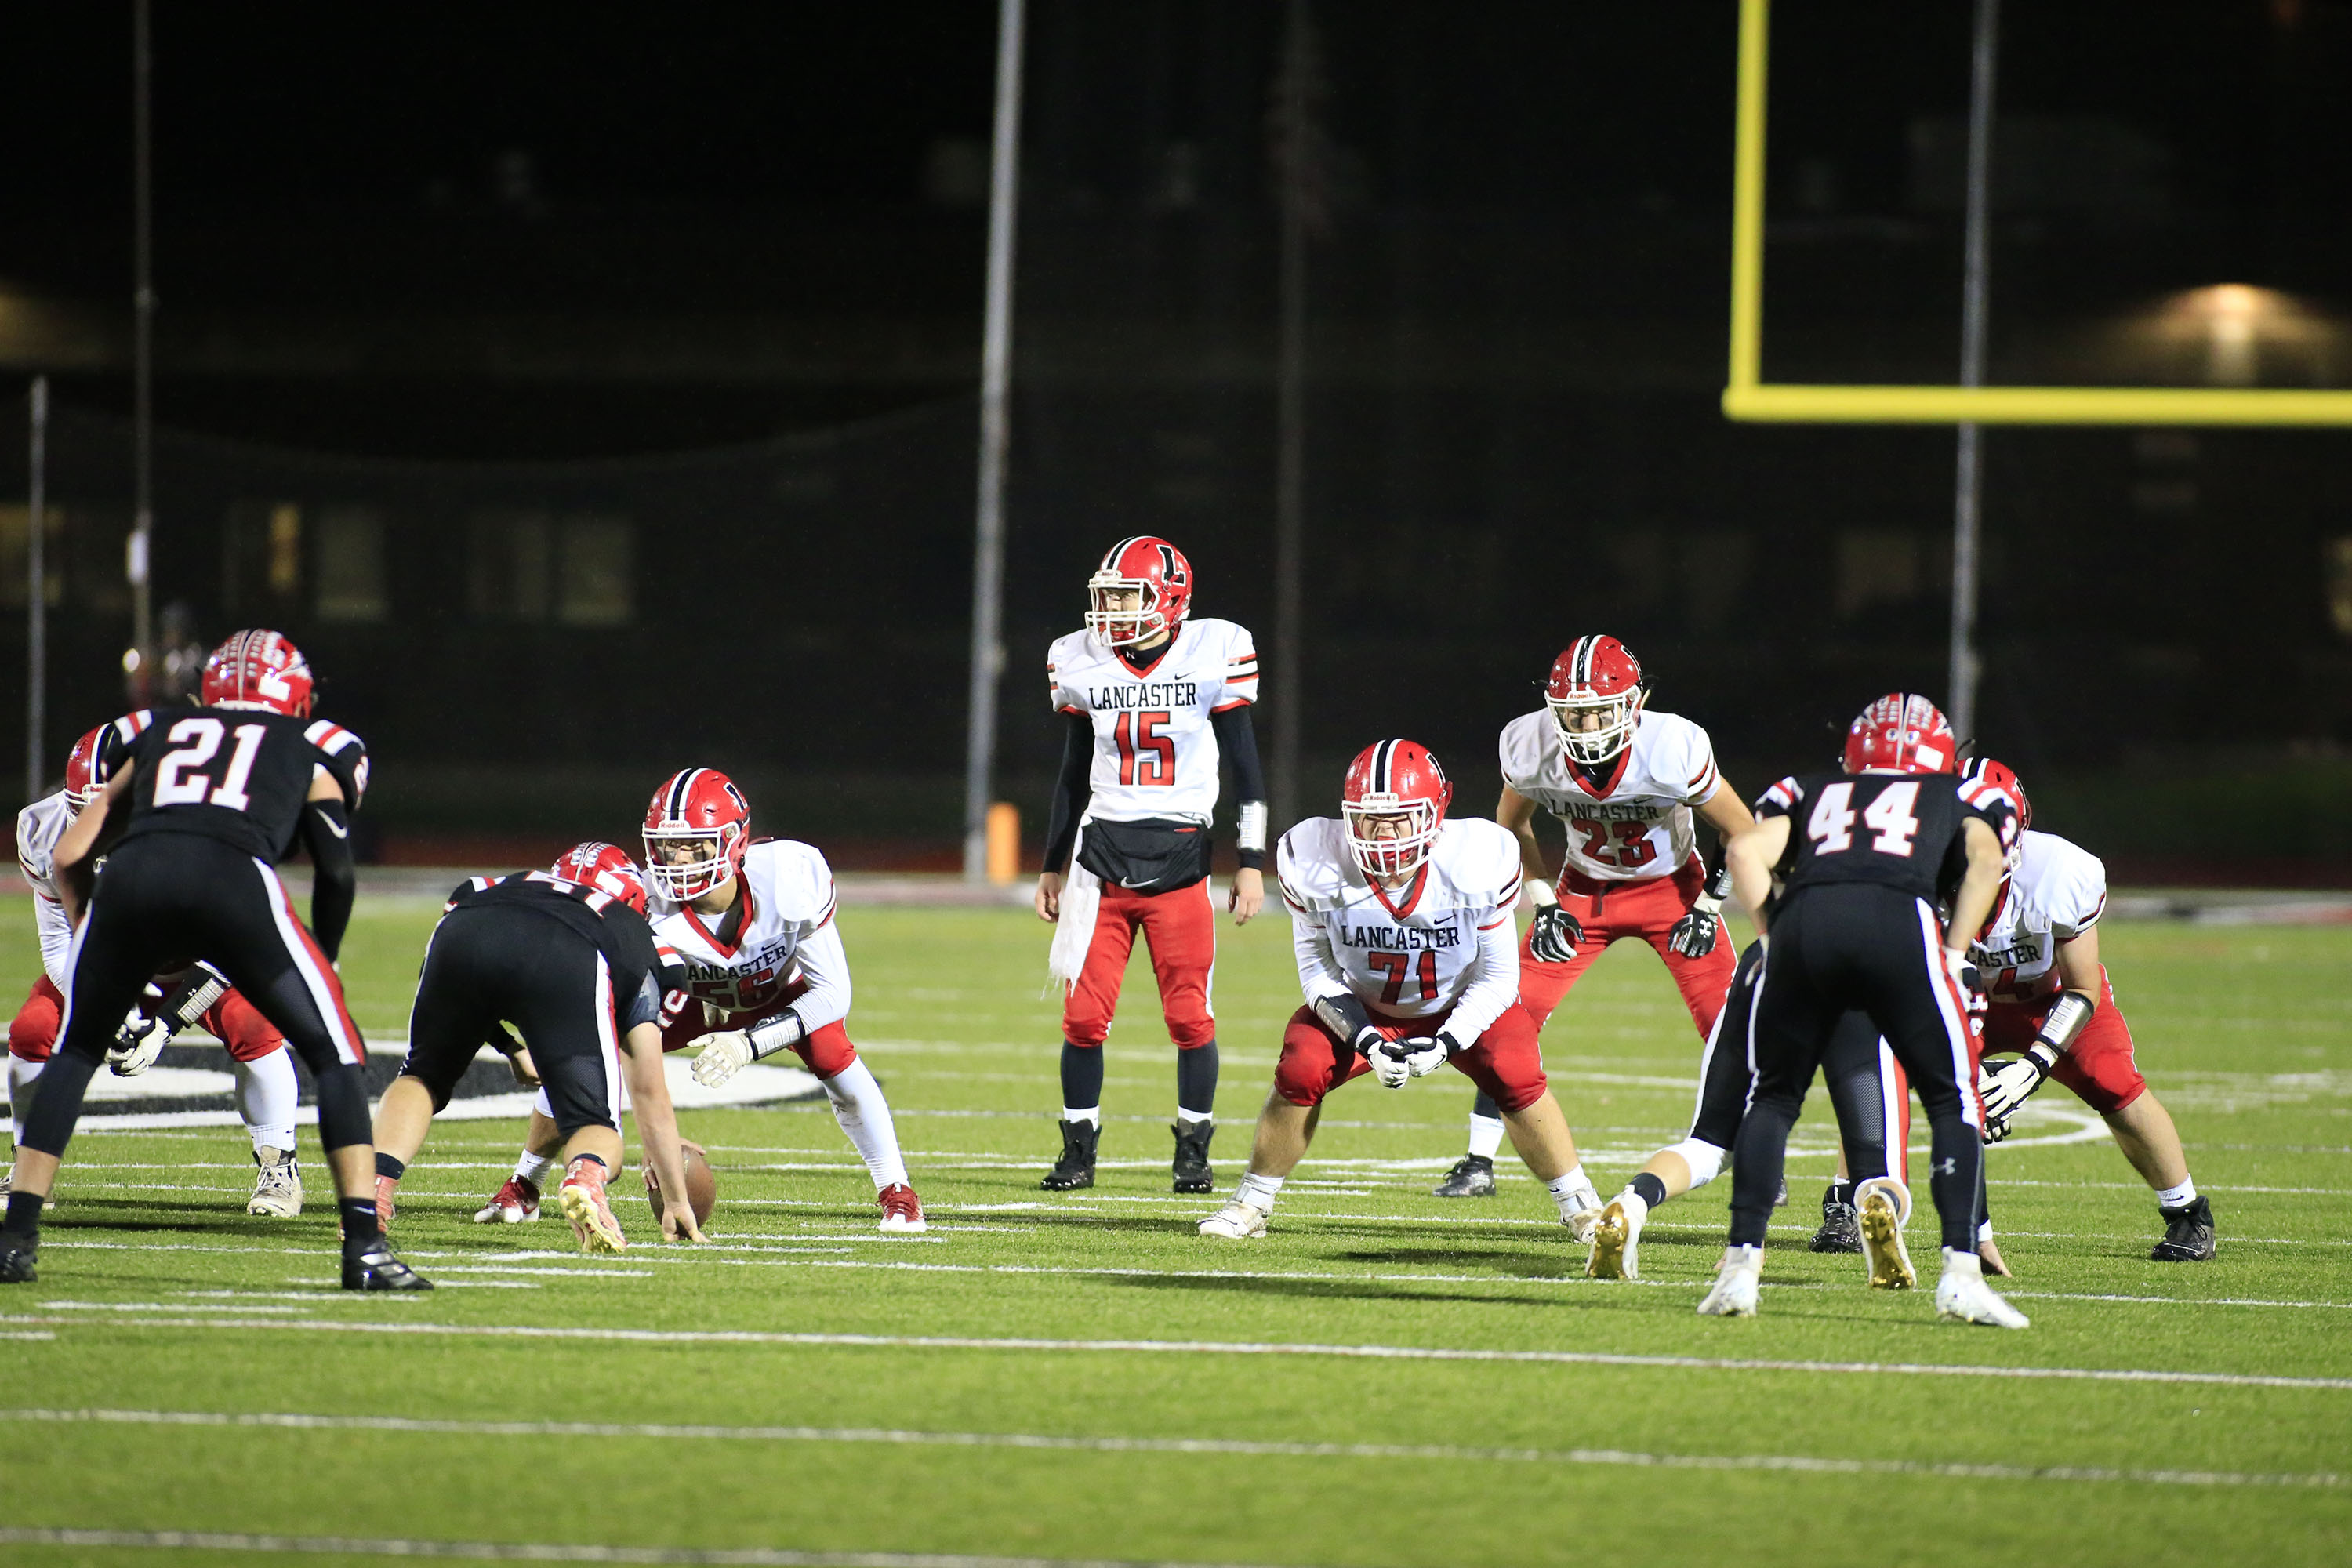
1702,694,2022,1327
1962,758,2214,1262
1198,741,1602,1240
1036,538,1265,1196
1436,637,1755,1198
370,844,704,1252
9,718,316,1217
622,768,927,1234
0,630,426,1289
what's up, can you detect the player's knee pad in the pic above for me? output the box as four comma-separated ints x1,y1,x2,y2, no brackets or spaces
1665,1138,1727,1190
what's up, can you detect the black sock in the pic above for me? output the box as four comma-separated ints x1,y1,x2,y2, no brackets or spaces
1059,1042,1104,1114
1629,1172,1669,1210
1175,1040,1218,1118
339,1196,382,1246
570,1152,606,1174
2,1190,45,1240
375,1152,406,1181
1825,1178,1853,1213
1472,1091,1501,1120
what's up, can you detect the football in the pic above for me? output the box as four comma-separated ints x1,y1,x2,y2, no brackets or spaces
644,1142,717,1227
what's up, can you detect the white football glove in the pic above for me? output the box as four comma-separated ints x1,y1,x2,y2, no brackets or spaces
1396,1033,1455,1079
1362,1036,1411,1090
1980,1043,2056,1131
107,1010,172,1076
688,1030,754,1088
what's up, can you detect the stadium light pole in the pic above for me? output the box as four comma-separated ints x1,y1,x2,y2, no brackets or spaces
1948,0,1999,742
1269,0,1319,833
27,376,49,804
129,0,155,699
963,0,1027,883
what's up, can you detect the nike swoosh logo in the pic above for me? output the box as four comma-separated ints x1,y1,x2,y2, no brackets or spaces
314,814,350,840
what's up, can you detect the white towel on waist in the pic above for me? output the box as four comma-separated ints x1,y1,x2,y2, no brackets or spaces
1045,825,1103,996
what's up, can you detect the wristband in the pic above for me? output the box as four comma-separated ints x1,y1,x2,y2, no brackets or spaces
746,1010,808,1060
1434,1031,1465,1058
1236,800,1268,855
1526,879,1559,909
1704,862,1735,904
2034,991,2095,1054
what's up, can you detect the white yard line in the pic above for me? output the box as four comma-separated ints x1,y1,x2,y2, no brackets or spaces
0,1531,1265,1568
0,1410,2337,1491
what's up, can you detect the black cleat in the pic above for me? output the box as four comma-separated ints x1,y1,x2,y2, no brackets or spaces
1432,1154,1496,1198
1809,1201,1862,1254
1041,1119,1098,1191
0,1236,36,1283
341,1238,434,1291
2151,1195,2216,1262
1774,1176,1789,1208
1171,1120,1215,1195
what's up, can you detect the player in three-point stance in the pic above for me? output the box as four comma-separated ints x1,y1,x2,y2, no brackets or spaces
1036,537,1266,1196
1435,636,1755,1197
1199,741,1603,1240
1700,693,2023,1327
1959,758,2216,1263
371,843,706,1252
9,720,310,1216
0,630,427,1290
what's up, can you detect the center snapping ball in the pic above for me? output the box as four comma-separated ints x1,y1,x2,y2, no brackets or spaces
644,1143,718,1227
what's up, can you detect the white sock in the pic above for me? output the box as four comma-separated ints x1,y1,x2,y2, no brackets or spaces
825,1057,909,1190
1941,1247,1984,1281
1613,1187,1651,1227
234,1050,300,1155
2156,1176,2198,1209
7,1057,42,1144
514,1151,557,1187
1976,1219,1995,1246
1175,1107,1213,1126
1062,1105,1102,1127
1467,1113,1506,1161
1236,1170,1284,1212
1546,1165,1597,1217
1722,1243,1762,1270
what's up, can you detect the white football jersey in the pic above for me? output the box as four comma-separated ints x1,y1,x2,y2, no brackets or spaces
1279,816,1523,1032
1047,616,1258,826
649,839,848,1024
16,791,76,988
1968,830,2107,1004
1499,708,1720,883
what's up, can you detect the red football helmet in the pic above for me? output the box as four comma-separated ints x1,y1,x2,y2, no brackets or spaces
1085,535,1193,648
552,841,650,915
1842,693,1958,775
201,629,314,717
643,768,751,902
1545,636,1646,766
63,724,111,813
1961,757,2031,872
1341,739,1452,883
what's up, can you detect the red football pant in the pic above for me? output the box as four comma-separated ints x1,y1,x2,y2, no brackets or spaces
1276,1001,1548,1112
1062,879,1217,1051
1519,858,1734,1039
1980,967,2145,1114
661,974,859,1080
9,972,286,1064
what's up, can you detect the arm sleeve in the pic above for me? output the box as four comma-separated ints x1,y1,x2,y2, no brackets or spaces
1040,710,1094,875
1443,916,1524,1045
1289,906,1352,1004
1209,704,1268,870
35,895,73,990
786,920,853,1035
299,796,357,964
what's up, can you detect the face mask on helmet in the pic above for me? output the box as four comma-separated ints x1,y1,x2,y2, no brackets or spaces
1341,739,1451,884
1544,637,1646,767
1083,536,1192,648
642,769,752,902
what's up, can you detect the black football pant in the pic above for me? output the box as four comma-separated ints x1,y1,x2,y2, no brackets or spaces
1690,939,1900,1187
403,906,623,1139
1732,884,1982,1253
20,833,372,1160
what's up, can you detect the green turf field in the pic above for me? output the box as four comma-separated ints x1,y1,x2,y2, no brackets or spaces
3,898,2348,1567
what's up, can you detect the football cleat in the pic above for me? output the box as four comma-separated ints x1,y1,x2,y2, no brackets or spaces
249,1149,303,1218
1584,1199,1642,1280
558,1163,627,1254
1936,1255,2029,1328
1810,1200,1862,1254
1198,1200,1269,1240
340,1238,431,1291
2151,1196,2216,1262
0,1236,37,1283
1559,1181,1606,1246
1856,1178,1915,1291
1432,1153,1496,1198
1041,1119,1098,1191
877,1183,927,1234
474,1175,542,1224
1171,1121,1215,1195
1696,1250,1761,1317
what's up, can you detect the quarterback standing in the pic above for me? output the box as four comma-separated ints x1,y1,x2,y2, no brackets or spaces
1436,637,1755,1196
1035,537,1266,1196
1199,742,1602,1240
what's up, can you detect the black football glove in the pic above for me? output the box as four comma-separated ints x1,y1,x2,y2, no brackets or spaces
1527,904,1583,964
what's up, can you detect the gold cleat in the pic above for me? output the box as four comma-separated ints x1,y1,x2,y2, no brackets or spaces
1858,1189,1915,1290
1585,1200,1635,1279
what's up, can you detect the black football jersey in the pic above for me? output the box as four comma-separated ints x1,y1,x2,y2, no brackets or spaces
113,707,370,866
1755,770,2011,906
444,872,686,1030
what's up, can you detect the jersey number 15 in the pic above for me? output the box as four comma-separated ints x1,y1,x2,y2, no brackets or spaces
152,717,270,811
1112,710,1175,787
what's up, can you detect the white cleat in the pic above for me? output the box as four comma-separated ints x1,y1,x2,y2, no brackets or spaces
1198,1200,1270,1239
1937,1254,2031,1328
1585,1199,1643,1279
1856,1178,1916,1291
246,1149,303,1218
1696,1249,1761,1317
1558,1182,1605,1245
